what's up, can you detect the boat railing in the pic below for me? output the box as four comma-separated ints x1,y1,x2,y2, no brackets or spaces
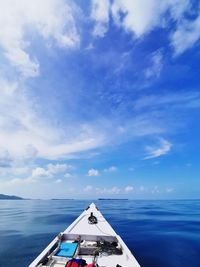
63,233,117,242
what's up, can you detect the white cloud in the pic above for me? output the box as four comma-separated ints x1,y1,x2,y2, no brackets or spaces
47,163,73,174
0,176,36,190
109,186,120,194
139,185,147,192
0,2,108,163
84,185,93,192
144,138,172,159
55,179,62,184
91,0,198,55
91,0,110,37
145,50,163,79
133,91,200,111
0,149,12,168
38,137,104,159
0,79,17,96
31,163,72,179
124,185,134,193
0,151,31,177
87,168,100,176
64,173,73,178
11,167,29,175
0,0,199,199
151,185,159,194
171,15,200,55
0,175,77,198
111,0,165,37
1,78,199,165
0,0,80,77
31,167,50,178
0,79,105,161
0,0,193,83
104,166,117,172
0,162,73,193
111,0,189,37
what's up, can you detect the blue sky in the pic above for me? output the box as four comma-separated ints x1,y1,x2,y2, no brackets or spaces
0,0,200,199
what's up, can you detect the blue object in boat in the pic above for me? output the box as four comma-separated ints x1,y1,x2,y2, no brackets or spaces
56,242,78,257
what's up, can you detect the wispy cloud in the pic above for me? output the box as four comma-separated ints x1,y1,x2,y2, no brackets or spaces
91,0,110,37
31,167,51,179
0,0,80,77
55,179,62,184
0,162,74,193
0,177,35,188
0,149,12,168
151,185,160,194
114,0,190,38
166,187,174,193
0,1,200,165
145,50,163,79
139,185,148,193
144,138,172,159
171,14,200,55
91,1,190,40
64,173,73,178
0,78,106,161
84,185,93,192
90,0,200,56
0,0,199,199
133,92,200,111
104,166,118,173
124,185,134,193
96,186,120,194
31,163,72,179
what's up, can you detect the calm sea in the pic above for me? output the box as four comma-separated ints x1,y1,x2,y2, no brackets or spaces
0,199,200,267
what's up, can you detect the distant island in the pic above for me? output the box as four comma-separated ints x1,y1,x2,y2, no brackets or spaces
0,194,24,200
98,198,128,200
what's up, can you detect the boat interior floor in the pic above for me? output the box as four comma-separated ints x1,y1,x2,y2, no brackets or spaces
41,255,128,267
38,239,128,267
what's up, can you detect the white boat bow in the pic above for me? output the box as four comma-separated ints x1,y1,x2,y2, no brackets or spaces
29,203,140,267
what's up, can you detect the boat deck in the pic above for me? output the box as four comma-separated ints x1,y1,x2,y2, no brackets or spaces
64,206,116,237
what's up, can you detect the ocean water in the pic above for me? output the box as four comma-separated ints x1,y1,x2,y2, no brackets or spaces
0,200,200,267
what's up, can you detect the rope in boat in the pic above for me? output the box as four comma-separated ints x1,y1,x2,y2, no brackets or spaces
94,223,114,237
